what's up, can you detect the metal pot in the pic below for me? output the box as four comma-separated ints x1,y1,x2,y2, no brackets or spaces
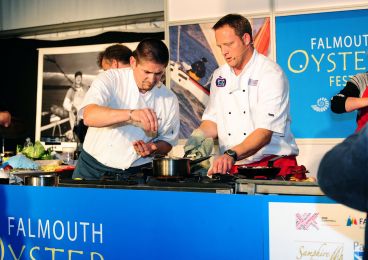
152,155,211,178
24,174,59,186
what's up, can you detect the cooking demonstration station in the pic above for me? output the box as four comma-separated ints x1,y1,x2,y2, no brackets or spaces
1,0,367,259
1,179,364,260
3,150,321,196
0,156,363,260
0,129,364,260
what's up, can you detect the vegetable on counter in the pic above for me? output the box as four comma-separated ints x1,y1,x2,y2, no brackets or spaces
20,141,53,160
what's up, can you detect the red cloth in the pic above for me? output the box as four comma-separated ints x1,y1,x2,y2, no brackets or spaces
356,86,368,132
230,155,302,178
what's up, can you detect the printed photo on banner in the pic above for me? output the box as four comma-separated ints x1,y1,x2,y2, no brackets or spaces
35,43,139,143
169,17,271,138
276,9,368,138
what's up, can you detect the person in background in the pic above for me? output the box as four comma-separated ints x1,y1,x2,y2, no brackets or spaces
0,110,28,153
97,44,132,70
73,38,179,180
188,57,208,82
63,71,89,141
0,111,11,127
317,125,368,259
184,14,299,177
331,72,368,132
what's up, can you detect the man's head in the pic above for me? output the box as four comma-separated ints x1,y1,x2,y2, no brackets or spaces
97,44,132,70
130,38,169,93
74,71,83,84
212,14,254,72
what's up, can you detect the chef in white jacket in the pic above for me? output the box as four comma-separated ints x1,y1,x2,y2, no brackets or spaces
184,14,298,176
73,39,179,180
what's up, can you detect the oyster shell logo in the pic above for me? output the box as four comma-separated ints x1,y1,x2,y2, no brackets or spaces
311,97,329,112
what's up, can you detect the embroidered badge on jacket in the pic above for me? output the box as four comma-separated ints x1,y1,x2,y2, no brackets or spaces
248,78,258,86
216,76,226,87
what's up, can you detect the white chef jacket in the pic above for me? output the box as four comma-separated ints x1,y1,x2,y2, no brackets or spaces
79,68,180,169
202,50,299,164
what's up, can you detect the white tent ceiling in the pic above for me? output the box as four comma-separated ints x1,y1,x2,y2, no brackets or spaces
0,0,164,39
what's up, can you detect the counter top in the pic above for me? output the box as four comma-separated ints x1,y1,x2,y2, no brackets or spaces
58,178,234,194
235,179,324,195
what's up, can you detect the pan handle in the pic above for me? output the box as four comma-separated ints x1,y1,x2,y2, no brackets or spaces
189,155,212,165
152,154,165,159
267,155,286,167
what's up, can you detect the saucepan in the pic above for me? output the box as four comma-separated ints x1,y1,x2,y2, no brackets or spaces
152,155,212,178
24,174,59,186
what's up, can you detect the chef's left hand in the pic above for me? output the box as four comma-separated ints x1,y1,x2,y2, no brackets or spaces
133,140,158,158
207,154,234,175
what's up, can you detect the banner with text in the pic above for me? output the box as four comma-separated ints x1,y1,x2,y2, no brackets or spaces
276,9,368,138
0,186,265,260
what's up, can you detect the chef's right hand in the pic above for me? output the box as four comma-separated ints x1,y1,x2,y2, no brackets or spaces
207,154,234,175
130,109,158,133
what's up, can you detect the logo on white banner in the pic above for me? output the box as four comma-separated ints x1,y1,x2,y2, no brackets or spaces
295,241,344,259
346,215,366,228
311,97,329,112
296,212,319,230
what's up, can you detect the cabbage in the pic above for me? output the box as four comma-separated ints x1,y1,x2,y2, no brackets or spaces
21,141,46,159
21,146,34,158
32,141,45,158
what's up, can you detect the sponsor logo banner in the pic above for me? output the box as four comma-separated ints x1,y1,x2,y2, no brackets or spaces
269,202,365,259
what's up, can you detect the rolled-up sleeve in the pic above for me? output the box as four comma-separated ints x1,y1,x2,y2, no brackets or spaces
78,72,114,119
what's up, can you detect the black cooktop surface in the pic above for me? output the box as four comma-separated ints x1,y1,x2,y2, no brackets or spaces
58,174,234,193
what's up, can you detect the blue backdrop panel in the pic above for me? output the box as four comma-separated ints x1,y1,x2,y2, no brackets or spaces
276,9,368,138
0,186,267,260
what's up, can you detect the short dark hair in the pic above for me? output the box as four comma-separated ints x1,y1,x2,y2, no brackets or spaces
97,44,132,68
212,14,253,41
75,71,82,78
132,38,169,67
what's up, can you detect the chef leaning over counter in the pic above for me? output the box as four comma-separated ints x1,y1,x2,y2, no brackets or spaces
73,38,180,180
184,14,299,176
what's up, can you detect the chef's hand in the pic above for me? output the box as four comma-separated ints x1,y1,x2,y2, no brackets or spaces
130,109,158,133
183,128,205,155
133,140,158,158
207,154,234,175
